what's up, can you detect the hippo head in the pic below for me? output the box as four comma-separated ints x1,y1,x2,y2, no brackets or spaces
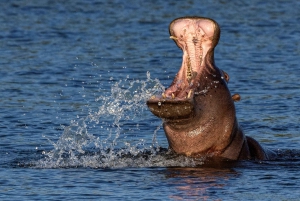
147,17,240,158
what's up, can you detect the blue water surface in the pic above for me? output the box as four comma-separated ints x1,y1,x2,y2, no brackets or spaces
0,0,300,200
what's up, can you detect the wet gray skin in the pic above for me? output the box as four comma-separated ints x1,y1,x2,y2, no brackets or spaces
147,16,273,160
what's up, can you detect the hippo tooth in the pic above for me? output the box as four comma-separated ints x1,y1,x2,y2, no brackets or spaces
162,93,166,99
187,57,192,80
172,93,175,99
170,36,178,40
187,89,192,98
150,95,156,99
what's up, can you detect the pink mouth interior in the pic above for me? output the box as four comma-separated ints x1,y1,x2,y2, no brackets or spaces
164,17,216,99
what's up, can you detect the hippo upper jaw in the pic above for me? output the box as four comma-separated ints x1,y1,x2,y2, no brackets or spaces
163,17,217,100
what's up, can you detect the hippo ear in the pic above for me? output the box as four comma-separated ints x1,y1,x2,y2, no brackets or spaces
169,16,220,49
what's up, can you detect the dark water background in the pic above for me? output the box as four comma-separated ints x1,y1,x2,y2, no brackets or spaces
1,0,300,200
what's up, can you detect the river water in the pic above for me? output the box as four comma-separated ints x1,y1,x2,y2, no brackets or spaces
1,0,300,200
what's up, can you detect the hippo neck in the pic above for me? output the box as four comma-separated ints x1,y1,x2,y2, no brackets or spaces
164,57,237,157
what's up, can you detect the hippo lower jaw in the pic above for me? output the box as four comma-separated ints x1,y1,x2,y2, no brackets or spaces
146,92,195,120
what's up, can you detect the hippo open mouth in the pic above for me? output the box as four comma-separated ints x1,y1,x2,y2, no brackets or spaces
147,17,220,120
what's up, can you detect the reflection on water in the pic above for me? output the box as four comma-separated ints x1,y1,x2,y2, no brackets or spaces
166,167,238,200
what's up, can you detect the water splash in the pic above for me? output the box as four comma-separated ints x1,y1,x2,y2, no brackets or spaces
34,72,205,168
32,72,207,168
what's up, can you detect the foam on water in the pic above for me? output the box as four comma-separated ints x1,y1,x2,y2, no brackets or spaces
35,72,205,168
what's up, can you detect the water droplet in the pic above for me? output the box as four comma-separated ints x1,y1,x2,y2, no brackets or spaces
158,102,161,106
146,71,151,79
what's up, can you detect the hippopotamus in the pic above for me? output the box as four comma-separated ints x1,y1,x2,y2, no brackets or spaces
147,16,274,161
